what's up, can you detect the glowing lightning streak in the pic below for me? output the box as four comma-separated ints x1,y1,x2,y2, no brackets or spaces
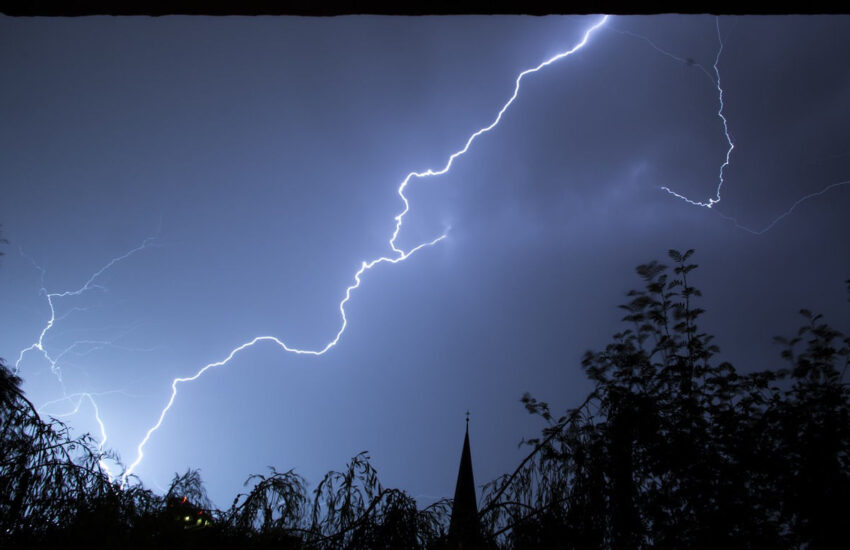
15,237,156,379
659,17,733,209
122,15,610,483
40,391,127,481
389,15,611,254
15,238,155,481
620,18,850,233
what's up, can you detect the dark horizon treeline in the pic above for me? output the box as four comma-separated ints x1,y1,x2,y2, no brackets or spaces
2,248,849,549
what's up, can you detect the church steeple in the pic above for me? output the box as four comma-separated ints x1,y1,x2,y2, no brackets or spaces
448,411,481,548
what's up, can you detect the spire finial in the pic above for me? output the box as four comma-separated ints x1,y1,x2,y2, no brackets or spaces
465,410,470,428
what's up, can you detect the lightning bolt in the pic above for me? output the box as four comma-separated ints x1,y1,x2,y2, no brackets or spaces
622,18,850,233
657,17,734,209
15,237,156,379
121,14,611,483
14,238,155,481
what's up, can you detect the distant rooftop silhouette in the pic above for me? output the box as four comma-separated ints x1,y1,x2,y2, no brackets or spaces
448,412,482,548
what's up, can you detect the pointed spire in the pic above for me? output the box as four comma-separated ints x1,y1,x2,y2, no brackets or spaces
449,411,481,547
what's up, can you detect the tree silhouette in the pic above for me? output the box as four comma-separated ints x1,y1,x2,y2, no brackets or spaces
479,249,850,549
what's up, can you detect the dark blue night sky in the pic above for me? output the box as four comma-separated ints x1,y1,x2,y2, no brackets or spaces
2,15,849,508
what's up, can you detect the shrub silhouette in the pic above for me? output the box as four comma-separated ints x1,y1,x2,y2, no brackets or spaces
0,370,451,549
